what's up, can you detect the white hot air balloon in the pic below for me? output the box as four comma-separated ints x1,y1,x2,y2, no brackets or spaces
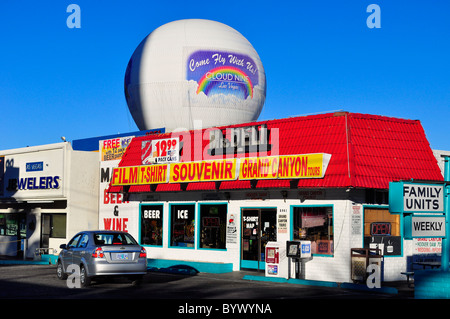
124,19,266,132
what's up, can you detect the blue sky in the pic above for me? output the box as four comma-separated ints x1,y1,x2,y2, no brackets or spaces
0,1,449,150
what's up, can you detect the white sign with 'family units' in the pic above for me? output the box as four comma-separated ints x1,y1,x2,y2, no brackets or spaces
402,183,444,212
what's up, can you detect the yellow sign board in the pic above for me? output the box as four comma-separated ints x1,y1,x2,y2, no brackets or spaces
111,154,331,186
169,159,237,183
111,164,169,186
277,154,326,179
239,156,279,180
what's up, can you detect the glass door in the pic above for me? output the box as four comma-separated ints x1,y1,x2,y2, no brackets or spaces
16,213,27,258
41,214,51,249
241,208,277,270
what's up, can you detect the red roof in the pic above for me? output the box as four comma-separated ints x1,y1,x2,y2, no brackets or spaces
109,112,443,193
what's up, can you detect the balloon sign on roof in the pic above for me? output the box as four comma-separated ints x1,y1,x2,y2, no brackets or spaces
187,50,259,100
124,19,266,132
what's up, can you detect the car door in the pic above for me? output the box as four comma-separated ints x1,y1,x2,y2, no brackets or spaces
72,233,89,268
62,234,82,271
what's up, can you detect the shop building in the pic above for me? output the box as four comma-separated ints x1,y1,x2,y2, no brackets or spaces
106,111,443,282
433,149,450,177
0,142,99,258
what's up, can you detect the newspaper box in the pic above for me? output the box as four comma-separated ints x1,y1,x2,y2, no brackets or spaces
286,240,311,258
265,242,288,278
286,240,311,279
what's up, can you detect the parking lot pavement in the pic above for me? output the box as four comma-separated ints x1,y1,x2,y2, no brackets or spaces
0,263,423,318
0,263,414,300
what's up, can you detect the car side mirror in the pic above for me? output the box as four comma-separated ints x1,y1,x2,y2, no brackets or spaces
60,244,67,249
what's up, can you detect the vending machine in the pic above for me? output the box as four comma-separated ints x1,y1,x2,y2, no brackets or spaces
265,242,288,279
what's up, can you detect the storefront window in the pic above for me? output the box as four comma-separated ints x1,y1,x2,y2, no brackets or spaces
170,204,195,248
140,204,163,246
0,214,26,237
50,214,66,238
364,207,401,256
42,214,67,238
6,214,18,236
199,204,227,250
293,206,333,255
0,214,5,235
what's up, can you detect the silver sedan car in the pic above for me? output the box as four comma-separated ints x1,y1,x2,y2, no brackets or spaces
57,230,147,287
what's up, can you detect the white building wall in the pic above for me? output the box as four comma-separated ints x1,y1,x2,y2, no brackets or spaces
49,149,99,253
65,150,99,238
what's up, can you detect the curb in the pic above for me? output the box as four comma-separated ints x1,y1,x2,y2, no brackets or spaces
243,275,398,295
340,282,398,295
0,260,50,265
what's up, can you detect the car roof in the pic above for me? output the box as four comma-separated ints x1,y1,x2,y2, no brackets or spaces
75,230,130,235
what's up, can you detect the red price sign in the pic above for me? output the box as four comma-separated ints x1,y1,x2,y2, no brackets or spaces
153,139,178,157
142,137,179,164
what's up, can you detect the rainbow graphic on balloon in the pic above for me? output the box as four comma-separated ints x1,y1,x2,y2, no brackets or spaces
196,66,254,99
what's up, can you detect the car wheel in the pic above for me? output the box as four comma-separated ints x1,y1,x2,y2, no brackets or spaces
80,265,91,287
56,261,67,280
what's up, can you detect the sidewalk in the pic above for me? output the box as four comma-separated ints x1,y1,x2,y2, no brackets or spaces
0,254,55,265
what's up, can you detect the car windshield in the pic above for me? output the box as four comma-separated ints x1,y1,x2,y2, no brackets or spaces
94,232,138,246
